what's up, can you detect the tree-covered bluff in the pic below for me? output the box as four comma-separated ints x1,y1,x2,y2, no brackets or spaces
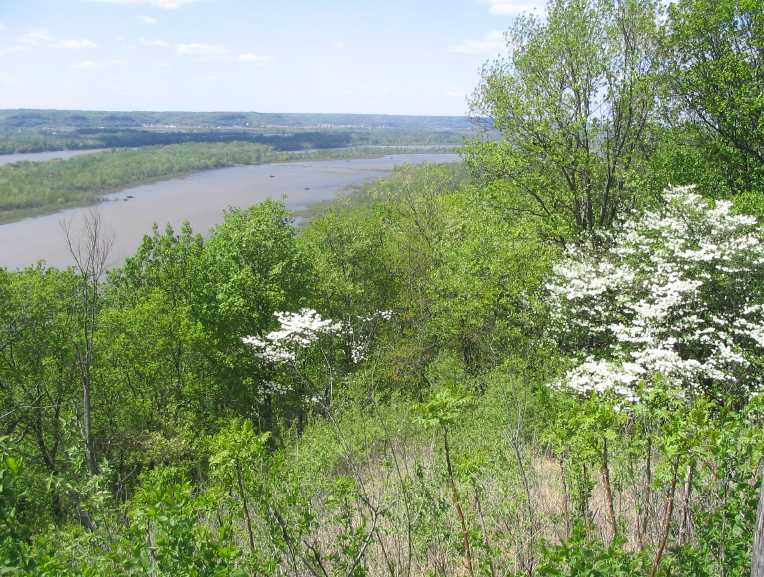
2,0,764,576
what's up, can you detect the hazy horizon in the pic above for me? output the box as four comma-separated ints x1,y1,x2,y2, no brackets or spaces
0,106,469,118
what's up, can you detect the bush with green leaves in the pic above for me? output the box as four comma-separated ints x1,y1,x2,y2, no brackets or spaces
129,466,242,577
0,439,25,574
536,523,653,577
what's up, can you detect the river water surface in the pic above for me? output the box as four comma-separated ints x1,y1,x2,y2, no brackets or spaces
0,149,108,166
0,153,458,269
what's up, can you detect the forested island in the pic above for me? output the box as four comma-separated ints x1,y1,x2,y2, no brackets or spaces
2,0,764,576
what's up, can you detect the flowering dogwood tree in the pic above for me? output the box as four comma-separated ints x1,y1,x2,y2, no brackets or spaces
547,186,764,402
242,308,344,415
242,308,392,367
242,308,392,410
242,309,343,364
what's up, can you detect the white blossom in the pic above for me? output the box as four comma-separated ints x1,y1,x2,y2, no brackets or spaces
547,185,764,401
346,309,393,363
242,308,343,364
242,308,393,366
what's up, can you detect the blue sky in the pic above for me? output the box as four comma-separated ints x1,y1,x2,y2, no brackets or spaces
0,0,544,115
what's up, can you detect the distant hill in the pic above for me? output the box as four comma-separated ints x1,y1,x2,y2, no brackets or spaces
0,109,475,131
0,109,485,154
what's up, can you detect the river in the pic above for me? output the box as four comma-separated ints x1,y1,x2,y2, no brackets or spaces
0,153,459,269
0,148,108,166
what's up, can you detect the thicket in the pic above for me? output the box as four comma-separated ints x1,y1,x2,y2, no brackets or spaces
1,0,763,576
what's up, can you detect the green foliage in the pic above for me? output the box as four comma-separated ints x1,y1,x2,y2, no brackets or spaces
468,0,660,237
209,419,270,483
201,201,313,426
130,467,242,577
203,201,310,338
4,0,764,569
667,397,764,577
416,388,474,430
300,204,394,321
426,187,556,370
663,0,764,195
536,524,653,577
636,126,734,202
0,439,25,574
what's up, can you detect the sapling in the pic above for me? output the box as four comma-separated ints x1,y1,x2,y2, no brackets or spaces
209,419,271,557
416,388,475,577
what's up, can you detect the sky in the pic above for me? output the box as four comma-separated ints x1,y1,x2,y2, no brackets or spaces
0,0,544,116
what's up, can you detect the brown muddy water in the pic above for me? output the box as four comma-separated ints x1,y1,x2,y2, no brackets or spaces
0,153,459,269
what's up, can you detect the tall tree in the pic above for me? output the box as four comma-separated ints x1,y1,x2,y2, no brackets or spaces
467,0,660,239
200,201,312,426
63,210,113,476
0,267,80,491
663,0,764,199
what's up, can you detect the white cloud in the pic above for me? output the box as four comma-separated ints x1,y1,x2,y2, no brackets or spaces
0,45,25,57
72,59,122,70
138,15,159,24
18,29,54,46
0,73,20,88
0,22,6,32
175,42,229,57
57,38,97,49
15,30,95,51
88,0,204,9
139,37,170,47
238,52,268,64
481,0,545,14
448,30,505,55
330,40,346,50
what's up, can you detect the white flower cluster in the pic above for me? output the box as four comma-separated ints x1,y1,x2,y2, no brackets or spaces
242,308,343,364
242,308,393,365
347,309,393,363
547,186,764,401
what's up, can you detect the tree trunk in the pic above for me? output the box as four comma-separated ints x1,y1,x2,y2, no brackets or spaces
63,211,112,477
82,372,98,475
679,462,695,545
236,465,256,555
443,426,474,577
602,439,618,542
753,465,764,577
649,459,679,577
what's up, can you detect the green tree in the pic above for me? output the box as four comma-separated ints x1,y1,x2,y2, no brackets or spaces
417,388,476,577
467,0,660,239
663,0,764,197
201,201,312,427
0,267,82,519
